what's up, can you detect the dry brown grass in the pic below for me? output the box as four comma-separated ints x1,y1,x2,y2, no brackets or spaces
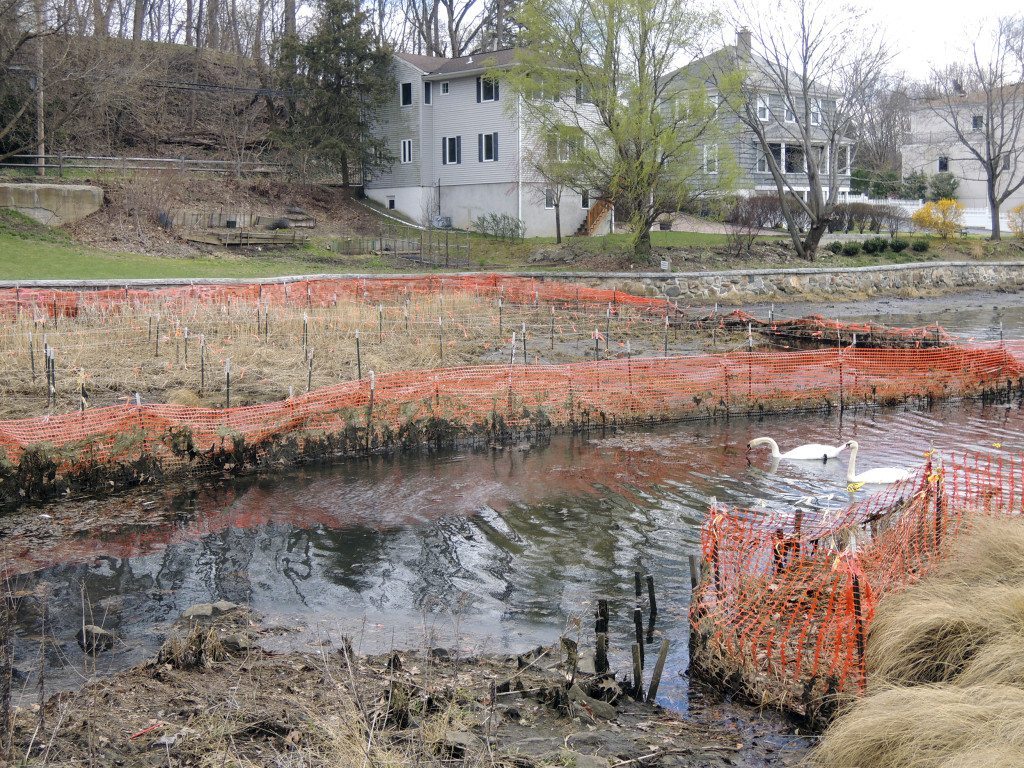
0,292,733,420
813,519,1024,767
867,519,1024,688
812,685,1024,768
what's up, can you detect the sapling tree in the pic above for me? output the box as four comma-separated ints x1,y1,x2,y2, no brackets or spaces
502,0,733,263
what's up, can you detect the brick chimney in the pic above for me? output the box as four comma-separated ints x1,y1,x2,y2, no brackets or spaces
736,27,752,63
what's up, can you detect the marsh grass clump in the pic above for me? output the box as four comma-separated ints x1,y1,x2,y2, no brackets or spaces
814,519,1024,767
813,684,1024,768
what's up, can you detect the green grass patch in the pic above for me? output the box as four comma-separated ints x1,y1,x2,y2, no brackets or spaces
0,231,405,280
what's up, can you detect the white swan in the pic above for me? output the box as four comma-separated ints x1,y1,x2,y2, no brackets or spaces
844,441,913,485
747,436,848,462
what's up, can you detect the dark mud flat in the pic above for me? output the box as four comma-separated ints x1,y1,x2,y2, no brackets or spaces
745,290,1024,339
5,609,807,767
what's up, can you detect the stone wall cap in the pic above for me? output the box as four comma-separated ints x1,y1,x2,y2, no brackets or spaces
1,261,1022,290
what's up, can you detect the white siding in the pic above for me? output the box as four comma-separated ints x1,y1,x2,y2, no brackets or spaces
367,58,425,189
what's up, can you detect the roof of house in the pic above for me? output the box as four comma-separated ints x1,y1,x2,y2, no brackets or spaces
396,48,518,78
667,43,837,98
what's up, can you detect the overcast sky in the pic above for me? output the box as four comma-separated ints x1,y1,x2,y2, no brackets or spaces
857,0,1021,78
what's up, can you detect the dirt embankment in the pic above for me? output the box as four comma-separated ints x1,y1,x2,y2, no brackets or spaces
3,607,805,767
67,175,383,257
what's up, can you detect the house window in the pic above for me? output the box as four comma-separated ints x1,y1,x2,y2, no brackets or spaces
400,139,412,164
387,197,395,210
424,82,432,105
400,82,412,106
441,81,449,95
756,148,769,173
938,156,949,172
756,95,770,121
785,104,796,123
478,132,499,162
544,187,555,209
972,115,984,130
581,190,590,209
784,145,805,174
442,135,462,165
478,77,499,102
811,99,822,126
703,144,719,174
1002,154,1011,171
839,145,851,174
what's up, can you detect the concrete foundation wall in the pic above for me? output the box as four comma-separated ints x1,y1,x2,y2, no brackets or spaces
0,183,103,226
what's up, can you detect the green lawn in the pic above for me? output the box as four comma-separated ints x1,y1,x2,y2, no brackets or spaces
0,232,413,280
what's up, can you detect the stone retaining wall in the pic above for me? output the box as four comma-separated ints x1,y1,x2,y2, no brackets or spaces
2,261,1022,304
524,261,1024,303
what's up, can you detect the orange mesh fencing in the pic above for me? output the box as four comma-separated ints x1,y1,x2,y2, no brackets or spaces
0,274,673,319
689,449,1024,725
1,342,1022,509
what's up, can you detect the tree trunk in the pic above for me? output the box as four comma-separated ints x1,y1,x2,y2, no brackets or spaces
93,0,109,35
800,219,830,261
185,0,194,45
632,226,652,263
132,0,146,39
206,0,219,49
554,203,561,243
340,151,350,187
284,0,296,40
990,183,1001,240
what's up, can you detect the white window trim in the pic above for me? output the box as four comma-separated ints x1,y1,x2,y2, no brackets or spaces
400,82,413,107
810,99,822,126
481,78,497,102
756,95,770,122
481,132,497,162
440,81,450,94
784,105,796,123
400,139,412,164
756,148,768,174
703,143,719,175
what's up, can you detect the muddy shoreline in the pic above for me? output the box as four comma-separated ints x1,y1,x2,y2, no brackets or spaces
3,608,808,767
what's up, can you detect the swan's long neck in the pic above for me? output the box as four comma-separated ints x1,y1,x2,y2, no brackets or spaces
846,444,859,482
762,437,781,458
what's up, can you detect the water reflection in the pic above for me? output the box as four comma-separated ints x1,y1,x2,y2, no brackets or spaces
10,395,1024,715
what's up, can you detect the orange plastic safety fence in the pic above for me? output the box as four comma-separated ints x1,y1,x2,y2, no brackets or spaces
1,342,1021,487
690,448,1024,722
0,274,672,319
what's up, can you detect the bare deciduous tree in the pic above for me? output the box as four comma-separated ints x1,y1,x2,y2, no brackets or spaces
718,0,889,260
924,16,1024,240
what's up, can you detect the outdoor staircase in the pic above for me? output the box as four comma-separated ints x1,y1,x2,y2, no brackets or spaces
575,199,613,236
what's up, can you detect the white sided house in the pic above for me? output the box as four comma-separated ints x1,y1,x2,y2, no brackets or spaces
901,98,1024,229
365,50,607,238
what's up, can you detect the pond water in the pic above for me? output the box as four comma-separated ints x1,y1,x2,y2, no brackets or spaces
7,292,1024,752
11,398,1024,704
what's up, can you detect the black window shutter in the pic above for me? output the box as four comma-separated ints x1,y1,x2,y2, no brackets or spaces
442,137,447,165
494,80,500,101
478,134,483,162
424,82,431,104
493,133,499,161
476,78,481,103
456,135,462,164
